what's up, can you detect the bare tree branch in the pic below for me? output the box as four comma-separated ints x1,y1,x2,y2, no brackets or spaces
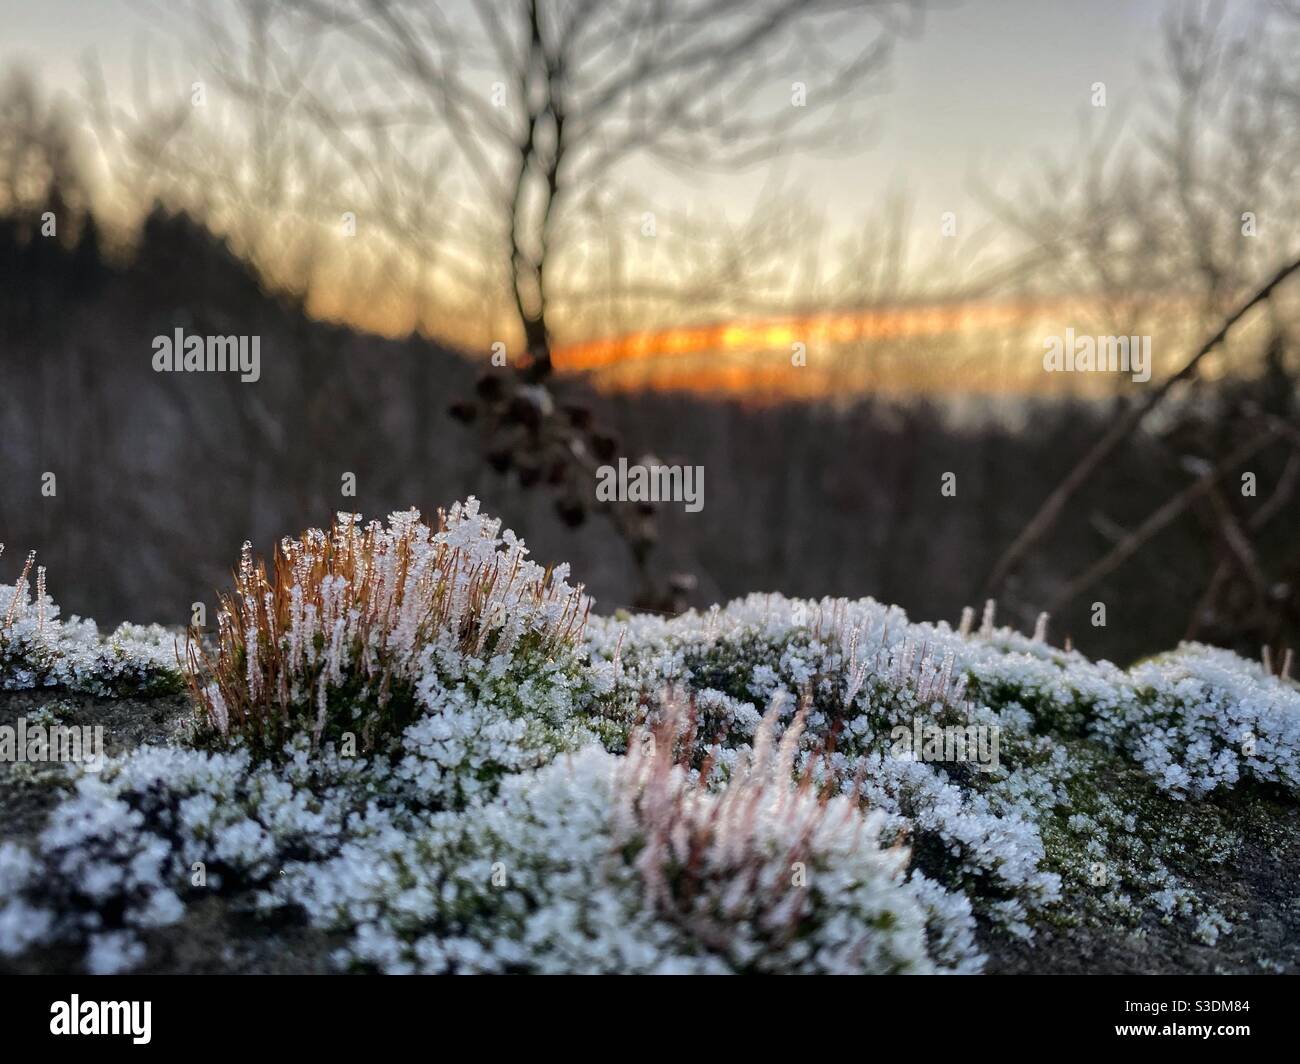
1044,424,1282,613
986,250,1300,596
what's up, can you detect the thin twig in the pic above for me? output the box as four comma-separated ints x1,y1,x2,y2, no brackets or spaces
985,252,1300,595
1045,425,1282,612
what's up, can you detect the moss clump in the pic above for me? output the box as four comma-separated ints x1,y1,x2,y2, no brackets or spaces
186,502,589,761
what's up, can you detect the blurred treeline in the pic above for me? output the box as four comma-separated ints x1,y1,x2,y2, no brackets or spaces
2,0,1300,664
2,197,1296,663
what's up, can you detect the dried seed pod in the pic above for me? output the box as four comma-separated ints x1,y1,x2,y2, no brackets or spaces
507,394,542,431
545,458,569,486
516,459,542,488
563,404,593,430
555,495,586,528
448,400,478,424
590,431,619,462
475,372,506,402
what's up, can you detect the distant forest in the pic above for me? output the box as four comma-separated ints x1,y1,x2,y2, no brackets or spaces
3,201,1296,665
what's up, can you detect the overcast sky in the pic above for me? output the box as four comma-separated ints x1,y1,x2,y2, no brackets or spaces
1,0,1175,240
3,0,1285,399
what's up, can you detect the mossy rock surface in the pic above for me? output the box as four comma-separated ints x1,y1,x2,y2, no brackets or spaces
1,690,343,974
4,687,1297,975
989,762,1300,974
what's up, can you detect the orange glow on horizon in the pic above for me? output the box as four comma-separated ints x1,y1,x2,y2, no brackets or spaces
552,298,1065,374
551,293,1191,400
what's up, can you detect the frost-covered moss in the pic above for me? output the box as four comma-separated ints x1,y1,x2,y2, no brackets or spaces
1,545,182,696
0,701,978,974
276,708,981,974
1034,749,1236,941
585,591,1300,943
2,506,1297,974
188,501,591,757
1120,643,1300,798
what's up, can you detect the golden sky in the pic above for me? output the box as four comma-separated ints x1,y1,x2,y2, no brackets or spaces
7,0,1272,402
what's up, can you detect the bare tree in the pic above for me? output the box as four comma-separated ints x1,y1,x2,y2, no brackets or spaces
139,0,930,608
979,0,1300,647
228,0,925,375
0,70,89,221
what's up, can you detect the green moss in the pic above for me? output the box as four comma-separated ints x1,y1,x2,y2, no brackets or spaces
1037,743,1242,933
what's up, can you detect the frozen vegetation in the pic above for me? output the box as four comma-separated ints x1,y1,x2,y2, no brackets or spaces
1,502,1298,973
0,546,180,696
